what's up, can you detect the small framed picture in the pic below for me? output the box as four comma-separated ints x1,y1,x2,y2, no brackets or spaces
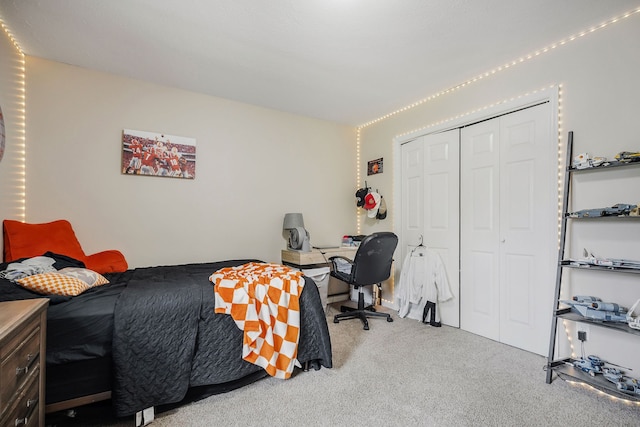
367,157,383,175
122,129,196,179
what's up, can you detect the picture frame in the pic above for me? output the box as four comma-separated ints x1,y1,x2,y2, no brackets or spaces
121,129,196,179
367,157,383,175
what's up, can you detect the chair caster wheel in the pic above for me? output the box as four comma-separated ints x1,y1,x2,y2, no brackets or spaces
363,325,369,330
333,318,339,323
387,317,393,322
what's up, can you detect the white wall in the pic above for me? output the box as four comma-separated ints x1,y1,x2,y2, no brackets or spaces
25,57,356,268
0,25,25,228
358,13,640,373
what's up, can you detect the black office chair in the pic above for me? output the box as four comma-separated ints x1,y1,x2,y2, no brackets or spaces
329,232,398,330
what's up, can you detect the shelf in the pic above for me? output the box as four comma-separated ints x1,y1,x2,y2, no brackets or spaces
555,310,640,337
560,260,640,274
546,132,640,390
565,214,640,220
569,160,640,173
549,360,640,403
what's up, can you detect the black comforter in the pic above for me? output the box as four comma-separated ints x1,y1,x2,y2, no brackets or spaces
0,257,332,417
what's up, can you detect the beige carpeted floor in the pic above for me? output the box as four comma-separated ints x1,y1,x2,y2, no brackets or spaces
46,304,640,427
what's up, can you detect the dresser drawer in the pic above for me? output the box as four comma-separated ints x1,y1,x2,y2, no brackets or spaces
0,299,47,427
1,318,41,414
2,368,40,427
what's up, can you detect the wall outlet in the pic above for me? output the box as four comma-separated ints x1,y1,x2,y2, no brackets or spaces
577,325,590,341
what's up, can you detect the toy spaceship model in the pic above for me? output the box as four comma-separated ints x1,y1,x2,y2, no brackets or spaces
560,295,628,323
570,355,640,397
567,248,640,270
560,295,640,331
567,203,639,218
628,299,640,330
571,151,640,170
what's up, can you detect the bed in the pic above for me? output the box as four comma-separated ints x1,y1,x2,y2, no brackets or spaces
0,254,333,419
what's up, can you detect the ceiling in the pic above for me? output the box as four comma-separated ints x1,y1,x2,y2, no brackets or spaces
1,1,639,125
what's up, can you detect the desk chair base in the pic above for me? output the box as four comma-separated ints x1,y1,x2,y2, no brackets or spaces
333,288,393,330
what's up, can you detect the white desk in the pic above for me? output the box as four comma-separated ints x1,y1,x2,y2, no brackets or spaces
281,247,358,304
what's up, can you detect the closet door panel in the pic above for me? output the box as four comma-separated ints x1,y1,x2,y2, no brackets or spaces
461,120,500,340
499,103,555,355
504,253,534,325
401,137,424,266
424,130,459,327
461,102,554,355
471,166,495,230
399,130,459,327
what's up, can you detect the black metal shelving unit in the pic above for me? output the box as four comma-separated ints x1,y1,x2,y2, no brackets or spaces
545,131,640,402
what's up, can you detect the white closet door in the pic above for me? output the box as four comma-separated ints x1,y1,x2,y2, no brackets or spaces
400,137,424,267
460,120,501,341
400,129,459,326
498,104,554,355
460,103,554,355
423,129,460,327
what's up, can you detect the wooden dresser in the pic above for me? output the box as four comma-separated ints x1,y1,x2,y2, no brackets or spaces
0,299,48,427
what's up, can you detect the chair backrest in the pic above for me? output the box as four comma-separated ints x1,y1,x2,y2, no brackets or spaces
350,232,398,286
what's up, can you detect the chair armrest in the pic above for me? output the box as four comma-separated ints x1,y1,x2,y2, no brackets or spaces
328,255,353,263
328,256,354,281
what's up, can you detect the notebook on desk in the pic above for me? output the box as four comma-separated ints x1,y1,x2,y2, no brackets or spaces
312,245,340,249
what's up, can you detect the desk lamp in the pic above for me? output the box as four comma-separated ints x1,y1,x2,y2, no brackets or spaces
283,213,311,252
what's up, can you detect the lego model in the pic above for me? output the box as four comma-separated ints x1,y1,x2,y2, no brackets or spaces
572,152,607,169
602,365,640,397
572,355,640,396
568,203,637,218
627,298,640,330
615,151,640,163
568,249,640,270
559,295,628,323
571,355,605,376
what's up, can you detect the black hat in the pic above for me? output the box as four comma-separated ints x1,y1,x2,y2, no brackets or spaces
376,196,387,219
355,187,368,207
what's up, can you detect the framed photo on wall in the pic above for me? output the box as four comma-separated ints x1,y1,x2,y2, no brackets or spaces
367,157,383,175
122,129,196,179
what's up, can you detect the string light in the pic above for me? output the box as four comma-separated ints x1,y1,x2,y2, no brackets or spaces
357,7,640,130
1,14,27,221
356,127,361,233
355,8,640,337
565,379,640,406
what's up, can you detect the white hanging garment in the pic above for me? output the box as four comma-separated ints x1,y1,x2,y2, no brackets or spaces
396,246,453,318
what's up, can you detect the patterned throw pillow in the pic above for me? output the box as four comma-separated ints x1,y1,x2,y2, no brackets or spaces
16,268,109,296
57,267,109,288
17,272,91,296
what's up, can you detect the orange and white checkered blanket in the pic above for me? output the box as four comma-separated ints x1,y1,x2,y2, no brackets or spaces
209,262,305,379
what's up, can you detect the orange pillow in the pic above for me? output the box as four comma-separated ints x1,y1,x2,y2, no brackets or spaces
85,250,128,274
3,219,128,274
3,219,86,262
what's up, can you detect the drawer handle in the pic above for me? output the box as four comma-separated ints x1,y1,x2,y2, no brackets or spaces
15,366,28,376
14,397,38,426
25,353,35,363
